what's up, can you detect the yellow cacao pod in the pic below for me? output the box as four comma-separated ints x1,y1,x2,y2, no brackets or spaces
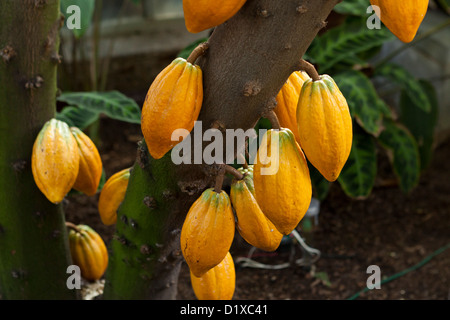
275,71,310,143
98,168,130,225
183,0,247,33
180,188,235,277
296,75,352,182
230,166,283,252
141,57,203,160
190,251,235,300
68,224,108,281
370,0,429,43
31,118,80,204
253,128,312,235
70,127,103,196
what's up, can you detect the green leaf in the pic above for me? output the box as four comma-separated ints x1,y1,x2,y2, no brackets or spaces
60,0,95,39
374,63,431,112
338,128,377,199
334,70,392,136
55,106,99,130
334,0,370,16
57,91,141,124
308,163,330,201
307,17,394,72
400,80,439,171
378,118,421,193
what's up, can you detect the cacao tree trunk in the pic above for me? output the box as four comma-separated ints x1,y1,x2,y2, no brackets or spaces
103,0,339,299
0,0,78,299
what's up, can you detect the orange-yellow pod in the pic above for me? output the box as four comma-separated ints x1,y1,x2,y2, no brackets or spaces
230,166,283,252
370,0,429,43
31,118,80,204
70,127,103,196
183,0,247,33
190,252,235,300
275,71,310,143
180,188,235,277
296,75,352,182
68,224,108,282
141,57,203,160
253,128,312,235
98,168,130,225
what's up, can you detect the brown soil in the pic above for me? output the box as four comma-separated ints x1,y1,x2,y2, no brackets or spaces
65,118,450,300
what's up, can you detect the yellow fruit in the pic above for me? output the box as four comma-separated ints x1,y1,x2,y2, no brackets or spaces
275,71,310,143
230,166,283,251
31,118,80,204
141,57,203,160
183,0,247,33
180,188,235,277
253,128,312,235
370,0,429,43
98,168,130,225
68,223,108,281
190,252,235,300
70,127,103,196
296,75,352,182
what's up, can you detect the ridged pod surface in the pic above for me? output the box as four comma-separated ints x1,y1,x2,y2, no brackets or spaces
68,224,108,281
230,166,283,252
180,188,235,277
190,252,235,300
141,57,203,159
370,0,429,43
253,128,312,235
98,168,130,225
31,118,80,204
296,75,352,182
275,71,310,143
70,127,103,196
183,0,247,33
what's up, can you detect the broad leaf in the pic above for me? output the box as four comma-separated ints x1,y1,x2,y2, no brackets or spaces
400,80,438,171
338,128,377,199
56,106,99,130
57,91,141,124
60,0,95,39
378,118,421,193
374,63,431,112
334,70,392,136
334,0,370,16
307,17,394,72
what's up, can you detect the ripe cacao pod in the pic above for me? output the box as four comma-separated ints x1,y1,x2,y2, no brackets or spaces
296,75,352,182
275,71,310,143
70,127,103,196
68,223,108,281
253,128,312,235
98,168,130,225
183,0,247,33
370,0,429,43
180,188,235,277
141,57,203,160
31,118,80,204
230,166,283,252
190,251,235,300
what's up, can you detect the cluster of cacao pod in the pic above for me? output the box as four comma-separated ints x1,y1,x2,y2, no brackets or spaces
67,222,109,281
369,0,429,43
31,118,103,204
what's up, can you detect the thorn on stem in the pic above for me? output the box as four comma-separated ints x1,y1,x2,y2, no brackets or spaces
1,45,16,63
243,80,262,97
25,76,44,89
296,5,308,14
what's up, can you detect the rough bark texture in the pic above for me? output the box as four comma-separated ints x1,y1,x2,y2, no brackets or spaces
103,0,339,299
0,0,78,299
